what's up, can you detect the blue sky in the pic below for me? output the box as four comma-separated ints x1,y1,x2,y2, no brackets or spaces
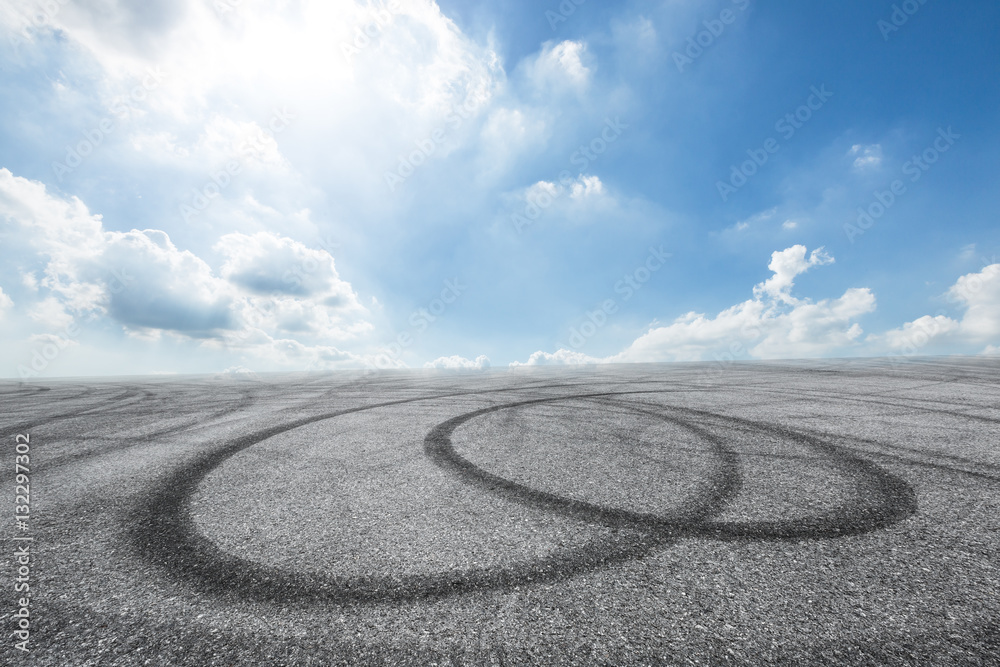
1,0,998,377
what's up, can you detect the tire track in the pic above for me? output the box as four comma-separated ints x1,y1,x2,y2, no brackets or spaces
0,385,148,436
42,386,263,471
130,387,917,606
130,387,677,604
432,394,917,541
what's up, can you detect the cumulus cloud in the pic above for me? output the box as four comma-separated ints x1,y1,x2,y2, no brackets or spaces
2,1,654,375
8,0,506,219
0,169,236,335
0,168,372,361
614,246,870,362
881,315,960,353
510,252,1000,366
511,246,874,366
753,245,833,304
132,114,291,171
0,287,12,317
881,263,1000,355
525,180,560,203
214,231,371,343
509,349,603,367
505,174,611,232
525,40,592,91
950,264,1000,340
216,231,354,301
12,0,500,116
570,175,605,199
424,354,491,370
0,168,118,316
477,107,550,177
103,229,235,335
215,366,260,382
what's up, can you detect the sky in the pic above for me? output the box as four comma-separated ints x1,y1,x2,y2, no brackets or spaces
1,0,998,378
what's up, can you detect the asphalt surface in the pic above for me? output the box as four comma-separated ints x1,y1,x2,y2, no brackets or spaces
2,358,999,665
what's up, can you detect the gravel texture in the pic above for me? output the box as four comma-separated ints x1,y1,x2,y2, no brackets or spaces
1,358,998,665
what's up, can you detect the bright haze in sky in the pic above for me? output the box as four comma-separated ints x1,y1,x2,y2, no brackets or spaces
0,0,998,378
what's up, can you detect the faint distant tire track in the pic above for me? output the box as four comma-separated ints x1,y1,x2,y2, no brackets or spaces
43,386,263,471
748,382,1000,425
1,385,152,436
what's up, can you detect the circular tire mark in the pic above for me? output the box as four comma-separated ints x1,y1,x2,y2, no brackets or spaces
429,394,917,541
131,389,916,605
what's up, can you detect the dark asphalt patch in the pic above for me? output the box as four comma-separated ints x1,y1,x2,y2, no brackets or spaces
2,359,998,665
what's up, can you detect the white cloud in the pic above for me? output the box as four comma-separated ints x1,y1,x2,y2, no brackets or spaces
18,0,496,114
882,263,1000,354
509,349,603,367
132,114,290,171
512,246,875,366
525,40,592,91
782,220,798,230
12,0,506,216
509,174,609,221
570,175,605,199
0,168,373,362
728,207,776,233
0,167,114,315
611,283,875,363
215,231,370,342
28,332,78,349
424,354,491,370
612,246,870,362
752,245,833,304
949,263,1000,339
216,231,353,301
216,366,260,381
882,315,960,352
1,165,237,334
106,229,237,335
0,286,12,316
849,143,882,170
27,297,74,330
525,180,560,202
477,107,549,176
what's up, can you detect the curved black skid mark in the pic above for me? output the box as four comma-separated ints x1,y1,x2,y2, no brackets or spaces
430,394,917,541
2,385,148,436
748,383,1000,426
44,387,263,471
132,390,686,605
424,394,744,531
131,388,916,607
594,395,919,537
